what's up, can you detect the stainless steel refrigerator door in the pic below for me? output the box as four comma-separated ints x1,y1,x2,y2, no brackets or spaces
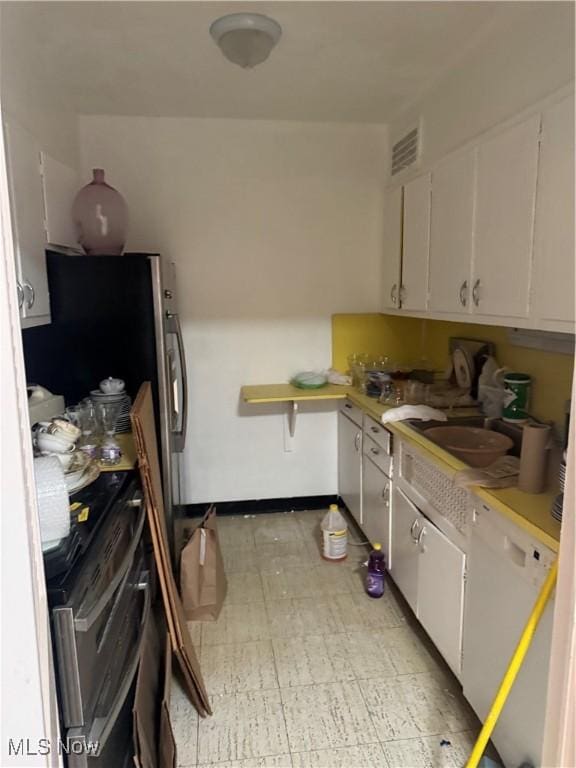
150,255,175,557
150,256,188,560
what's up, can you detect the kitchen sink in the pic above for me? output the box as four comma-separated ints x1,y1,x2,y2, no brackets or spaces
406,415,523,458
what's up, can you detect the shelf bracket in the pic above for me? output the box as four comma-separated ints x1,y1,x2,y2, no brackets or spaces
288,400,298,438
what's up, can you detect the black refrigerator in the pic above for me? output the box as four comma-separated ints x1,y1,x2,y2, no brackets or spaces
22,251,188,553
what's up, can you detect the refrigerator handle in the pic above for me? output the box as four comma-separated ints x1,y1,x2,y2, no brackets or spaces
166,311,188,452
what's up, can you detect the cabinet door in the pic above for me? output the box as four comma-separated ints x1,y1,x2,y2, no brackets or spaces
417,521,466,678
40,153,80,250
401,173,430,311
531,94,575,326
473,115,540,319
4,121,50,322
362,456,391,562
382,186,403,310
338,412,362,526
429,150,475,314
390,487,422,613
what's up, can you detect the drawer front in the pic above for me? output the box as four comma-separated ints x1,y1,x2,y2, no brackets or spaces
340,400,363,427
53,487,146,728
54,545,146,727
363,415,392,453
66,571,151,767
363,434,392,477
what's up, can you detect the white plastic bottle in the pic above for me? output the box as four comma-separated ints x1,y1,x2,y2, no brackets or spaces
320,504,348,561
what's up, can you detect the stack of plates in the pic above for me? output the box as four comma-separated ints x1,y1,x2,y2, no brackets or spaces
89,391,132,433
62,452,99,493
559,460,566,493
114,395,132,433
552,458,567,523
551,495,564,522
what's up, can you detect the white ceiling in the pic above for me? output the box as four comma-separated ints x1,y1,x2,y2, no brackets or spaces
1,1,501,123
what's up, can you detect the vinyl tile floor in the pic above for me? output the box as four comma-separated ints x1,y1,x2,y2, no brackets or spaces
171,510,481,768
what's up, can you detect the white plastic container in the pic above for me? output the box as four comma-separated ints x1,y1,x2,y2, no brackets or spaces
320,504,348,561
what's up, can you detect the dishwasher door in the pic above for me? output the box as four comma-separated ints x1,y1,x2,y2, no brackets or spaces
462,504,555,768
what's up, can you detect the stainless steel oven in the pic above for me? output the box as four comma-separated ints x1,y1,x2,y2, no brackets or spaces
53,480,146,728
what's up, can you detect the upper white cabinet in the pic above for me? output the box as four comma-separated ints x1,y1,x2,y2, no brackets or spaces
429,149,475,315
401,173,430,311
381,186,403,310
531,93,575,328
40,153,80,250
384,89,574,330
471,114,540,319
3,120,80,327
4,121,51,324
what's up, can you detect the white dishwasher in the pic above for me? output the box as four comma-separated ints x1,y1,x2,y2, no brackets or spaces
462,502,556,768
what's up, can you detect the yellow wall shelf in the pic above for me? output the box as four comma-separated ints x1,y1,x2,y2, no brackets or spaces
241,383,352,439
241,383,352,404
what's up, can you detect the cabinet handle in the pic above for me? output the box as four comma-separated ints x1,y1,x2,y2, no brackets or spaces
417,526,426,550
472,278,481,307
410,519,420,542
345,402,352,409
370,426,379,434
16,281,24,309
370,447,380,456
354,432,361,451
381,485,390,505
23,281,35,309
459,280,468,307
390,284,398,305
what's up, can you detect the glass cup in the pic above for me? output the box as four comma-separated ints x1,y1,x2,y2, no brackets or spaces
95,402,123,465
77,399,99,459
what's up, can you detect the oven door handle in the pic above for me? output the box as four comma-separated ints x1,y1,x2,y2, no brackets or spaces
166,311,188,453
73,500,146,632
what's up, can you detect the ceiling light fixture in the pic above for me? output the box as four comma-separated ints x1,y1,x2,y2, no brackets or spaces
210,13,282,69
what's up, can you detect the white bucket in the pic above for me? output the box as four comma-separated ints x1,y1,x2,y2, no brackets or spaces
321,504,348,561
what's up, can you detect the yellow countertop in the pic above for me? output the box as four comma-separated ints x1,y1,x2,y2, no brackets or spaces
242,383,561,552
347,390,561,552
99,432,137,472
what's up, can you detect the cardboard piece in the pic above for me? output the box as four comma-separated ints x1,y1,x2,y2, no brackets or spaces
180,506,227,621
159,633,176,768
131,383,211,717
133,612,161,768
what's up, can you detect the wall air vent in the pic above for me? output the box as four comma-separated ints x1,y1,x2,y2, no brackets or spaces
391,123,421,176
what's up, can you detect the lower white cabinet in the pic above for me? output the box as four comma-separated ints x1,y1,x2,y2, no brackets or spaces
362,455,391,561
417,518,466,677
391,487,466,678
390,488,422,614
337,410,362,526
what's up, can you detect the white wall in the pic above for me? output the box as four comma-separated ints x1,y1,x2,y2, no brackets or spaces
390,1,574,171
0,6,79,167
78,116,387,502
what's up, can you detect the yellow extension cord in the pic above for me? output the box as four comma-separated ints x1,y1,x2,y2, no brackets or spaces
465,558,559,768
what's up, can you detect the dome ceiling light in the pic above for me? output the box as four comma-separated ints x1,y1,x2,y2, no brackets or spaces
210,13,282,69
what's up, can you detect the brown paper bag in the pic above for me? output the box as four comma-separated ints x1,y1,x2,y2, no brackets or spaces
180,506,227,621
